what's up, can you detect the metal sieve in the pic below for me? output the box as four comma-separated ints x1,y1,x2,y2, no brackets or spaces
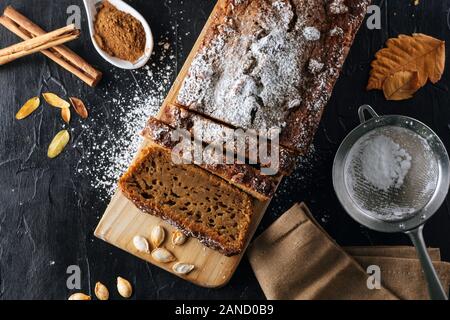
333,105,450,300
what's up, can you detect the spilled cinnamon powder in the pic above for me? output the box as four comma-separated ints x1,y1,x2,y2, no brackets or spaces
94,1,146,63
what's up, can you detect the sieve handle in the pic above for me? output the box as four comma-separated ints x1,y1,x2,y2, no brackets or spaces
358,105,379,124
407,225,448,300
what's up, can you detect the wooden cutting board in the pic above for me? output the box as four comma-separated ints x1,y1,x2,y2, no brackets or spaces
94,0,282,288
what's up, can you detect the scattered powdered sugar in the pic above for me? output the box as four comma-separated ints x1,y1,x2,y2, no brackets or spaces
329,26,344,37
329,0,349,15
308,58,324,74
75,39,176,200
360,135,412,191
302,27,321,41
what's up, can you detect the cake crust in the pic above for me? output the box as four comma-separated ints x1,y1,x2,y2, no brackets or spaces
142,117,280,201
119,145,254,256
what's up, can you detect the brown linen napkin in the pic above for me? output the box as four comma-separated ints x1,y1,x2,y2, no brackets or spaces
248,203,450,300
353,256,450,300
247,203,398,300
345,246,450,299
344,246,441,261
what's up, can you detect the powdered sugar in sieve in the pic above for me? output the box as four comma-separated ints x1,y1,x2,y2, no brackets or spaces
344,126,438,221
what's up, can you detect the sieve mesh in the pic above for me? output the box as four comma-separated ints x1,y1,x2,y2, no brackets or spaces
344,126,438,221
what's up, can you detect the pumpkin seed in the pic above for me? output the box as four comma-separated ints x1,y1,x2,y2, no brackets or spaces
61,107,71,123
172,230,187,246
94,282,109,300
16,97,40,120
151,225,165,248
47,130,70,159
43,92,70,109
133,235,150,253
68,293,91,300
69,97,88,119
151,248,176,263
117,276,132,298
172,262,195,275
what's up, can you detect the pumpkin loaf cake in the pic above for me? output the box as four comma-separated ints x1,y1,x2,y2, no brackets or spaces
159,103,298,175
119,0,370,257
142,117,279,201
176,0,371,153
119,145,254,256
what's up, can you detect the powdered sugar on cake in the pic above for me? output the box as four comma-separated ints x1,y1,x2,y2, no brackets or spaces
177,0,369,144
177,0,326,131
329,0,349,14
303,27,321,41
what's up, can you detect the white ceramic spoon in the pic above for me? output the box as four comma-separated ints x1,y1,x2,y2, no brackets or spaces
83,0,154,69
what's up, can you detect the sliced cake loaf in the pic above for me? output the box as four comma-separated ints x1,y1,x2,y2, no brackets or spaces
158,103,298,176
142,117,279,201
119,144,254,256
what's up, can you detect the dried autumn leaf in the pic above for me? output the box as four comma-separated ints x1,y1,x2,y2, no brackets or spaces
383,71,420,101
43,92,70,109
69,97,89,119
61,107,71,123
48,130,70,159
368,33,445,90
16,97,40,120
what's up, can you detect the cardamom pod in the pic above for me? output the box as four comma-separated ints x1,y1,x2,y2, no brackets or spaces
47,130,70,159
43,92,70,109
69,97,88,119
16,97,40,120
61,107,71,123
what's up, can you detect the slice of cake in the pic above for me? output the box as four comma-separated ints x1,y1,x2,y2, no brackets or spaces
119,145,254,256
159,103,298,175
142,117,279,201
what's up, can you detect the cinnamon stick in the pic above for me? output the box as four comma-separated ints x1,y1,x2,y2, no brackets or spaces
0,6,102,86
0,24,80,66
0,16,98,86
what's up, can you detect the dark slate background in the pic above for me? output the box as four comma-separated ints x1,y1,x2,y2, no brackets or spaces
1,0,450,300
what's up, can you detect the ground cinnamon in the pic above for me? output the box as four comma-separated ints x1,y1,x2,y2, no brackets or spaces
94,1,146,63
